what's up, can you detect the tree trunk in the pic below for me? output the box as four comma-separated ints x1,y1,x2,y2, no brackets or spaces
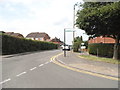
113,35,119,60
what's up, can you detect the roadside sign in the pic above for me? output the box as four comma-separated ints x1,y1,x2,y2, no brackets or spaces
65,30,75,32
81,46,86,49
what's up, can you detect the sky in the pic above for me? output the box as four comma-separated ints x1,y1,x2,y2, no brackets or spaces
0,0,89,45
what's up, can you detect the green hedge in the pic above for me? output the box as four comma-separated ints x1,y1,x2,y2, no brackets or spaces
88,43,120,59
2,34,58,55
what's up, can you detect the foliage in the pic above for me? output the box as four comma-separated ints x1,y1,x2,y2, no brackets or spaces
73,36,83,52
2,34,58,55
76,2,120,59
76,2,120,37
88,43,120,59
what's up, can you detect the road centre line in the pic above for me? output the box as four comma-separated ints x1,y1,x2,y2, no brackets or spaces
45,62,49,64
0,78,11,84
39,64,44,67
16,72,27,77
30,67,37,71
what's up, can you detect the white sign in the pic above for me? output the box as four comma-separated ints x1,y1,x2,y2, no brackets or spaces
81,46,86,49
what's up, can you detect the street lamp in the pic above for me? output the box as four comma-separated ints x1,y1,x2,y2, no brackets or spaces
72,3,78,51
73,2,78,40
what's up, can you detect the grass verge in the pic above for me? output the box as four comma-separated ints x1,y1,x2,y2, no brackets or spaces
79,55,120,64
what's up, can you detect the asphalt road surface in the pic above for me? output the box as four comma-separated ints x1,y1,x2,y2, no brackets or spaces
1,50,118,88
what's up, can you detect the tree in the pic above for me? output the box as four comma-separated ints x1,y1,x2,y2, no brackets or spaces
76,2,120,59
73,36,83,52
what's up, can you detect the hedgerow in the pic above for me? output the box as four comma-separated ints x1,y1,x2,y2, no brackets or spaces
88,43,120,59
2,34,58,55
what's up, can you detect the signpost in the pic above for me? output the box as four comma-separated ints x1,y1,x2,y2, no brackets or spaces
64,29,66,57
64,28,75,57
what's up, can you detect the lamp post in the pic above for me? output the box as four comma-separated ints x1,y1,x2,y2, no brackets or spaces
73,3,78,39
73,3,78,50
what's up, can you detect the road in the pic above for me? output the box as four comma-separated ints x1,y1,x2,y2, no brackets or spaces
1,50,118,88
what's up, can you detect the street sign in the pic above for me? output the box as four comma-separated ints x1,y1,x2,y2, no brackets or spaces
65,30,75,32
81,46,86,49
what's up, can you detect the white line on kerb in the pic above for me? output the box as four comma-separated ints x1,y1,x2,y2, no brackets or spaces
39,64,44,67
30,67,37,71
0,78,11,84
16,72,27,77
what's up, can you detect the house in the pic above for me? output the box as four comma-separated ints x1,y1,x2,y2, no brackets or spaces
26,32,50,41
5,32,24,38
51,37,63,45
88,36,115,44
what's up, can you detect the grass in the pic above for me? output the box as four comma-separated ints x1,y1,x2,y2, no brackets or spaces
79,55,120,64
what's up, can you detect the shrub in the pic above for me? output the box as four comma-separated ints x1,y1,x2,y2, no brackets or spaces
88,43,120,59
73,42,80,52
2,34,58,55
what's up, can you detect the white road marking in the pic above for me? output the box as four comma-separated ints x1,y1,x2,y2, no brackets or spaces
50,60,53,62
0,78,11,84
16,72,27,77
39,64,44,67
45,62,49,64
57,59,66,65
30,67,37,71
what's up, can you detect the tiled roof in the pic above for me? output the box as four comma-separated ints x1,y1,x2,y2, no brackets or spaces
26,32,50,38
5,32,14,35
51,37,60,42
5,32,24,38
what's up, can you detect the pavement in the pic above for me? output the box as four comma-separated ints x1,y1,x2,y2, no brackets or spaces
0,50,119,88
56,51,118,78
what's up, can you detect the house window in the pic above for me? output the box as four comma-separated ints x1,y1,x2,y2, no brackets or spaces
35,38,39,40
40,38,44,41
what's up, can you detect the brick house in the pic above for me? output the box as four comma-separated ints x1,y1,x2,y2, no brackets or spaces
51,37,64,45
88,36,115,44
5,32,24,38
26,32,50,41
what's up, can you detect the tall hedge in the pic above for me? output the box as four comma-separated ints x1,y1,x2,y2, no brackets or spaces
88,43,120,59
2,34,58,55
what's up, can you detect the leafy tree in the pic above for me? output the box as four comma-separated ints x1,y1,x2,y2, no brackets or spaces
73,36,83,52
76,2,120,59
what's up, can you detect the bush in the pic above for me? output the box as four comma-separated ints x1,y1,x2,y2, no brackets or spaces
73,42,80,52
2,34,58,55
88,43,120,59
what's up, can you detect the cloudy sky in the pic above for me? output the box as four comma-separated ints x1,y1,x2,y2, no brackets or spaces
0,0,89,44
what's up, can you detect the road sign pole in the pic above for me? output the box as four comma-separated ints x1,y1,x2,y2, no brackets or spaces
64,29,66,57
